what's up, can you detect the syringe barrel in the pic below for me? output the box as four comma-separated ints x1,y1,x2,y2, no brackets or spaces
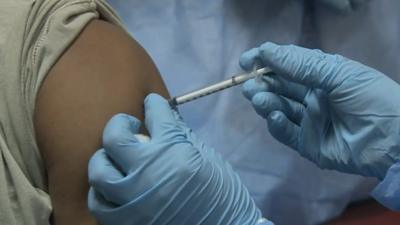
169,67,272,106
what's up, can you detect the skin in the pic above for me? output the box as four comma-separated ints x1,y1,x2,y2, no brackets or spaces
34,20,169,225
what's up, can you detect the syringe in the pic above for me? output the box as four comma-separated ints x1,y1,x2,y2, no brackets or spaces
168,67,272,106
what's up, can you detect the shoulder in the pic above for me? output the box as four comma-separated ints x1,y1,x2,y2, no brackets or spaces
35,19,168,168
34,19,168,223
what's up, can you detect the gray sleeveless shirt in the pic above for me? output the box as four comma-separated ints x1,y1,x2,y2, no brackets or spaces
0,0,122,224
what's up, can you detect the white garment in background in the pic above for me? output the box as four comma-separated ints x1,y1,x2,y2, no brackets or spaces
107,0,400,224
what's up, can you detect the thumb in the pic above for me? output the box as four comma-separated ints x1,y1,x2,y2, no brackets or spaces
267,111,300,150
144,93,184,139
258,42,348,93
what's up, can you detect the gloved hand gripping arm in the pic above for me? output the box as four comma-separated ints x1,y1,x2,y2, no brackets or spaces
87,94,274,225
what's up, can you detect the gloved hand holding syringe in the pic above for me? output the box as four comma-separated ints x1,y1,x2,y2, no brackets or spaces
168,66,273,106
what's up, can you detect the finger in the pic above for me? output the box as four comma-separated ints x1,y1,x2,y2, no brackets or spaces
239,47,260,71
88,188,117,221
243,75,309,103
171,108,187,128
144,93,183,139
102,113,141,172
251,92,305,124
88,149,130,205
267,111,300,150
170,109,203,147
170,109,191,136
263,75,309,102
242,78,270,100
258,42,347,92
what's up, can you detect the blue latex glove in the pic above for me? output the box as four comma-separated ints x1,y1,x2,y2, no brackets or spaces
371,162,400,210
88,94,273,225
240,42,400,179
317,0,370,13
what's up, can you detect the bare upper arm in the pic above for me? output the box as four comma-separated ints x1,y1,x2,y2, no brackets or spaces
34,19,169,225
